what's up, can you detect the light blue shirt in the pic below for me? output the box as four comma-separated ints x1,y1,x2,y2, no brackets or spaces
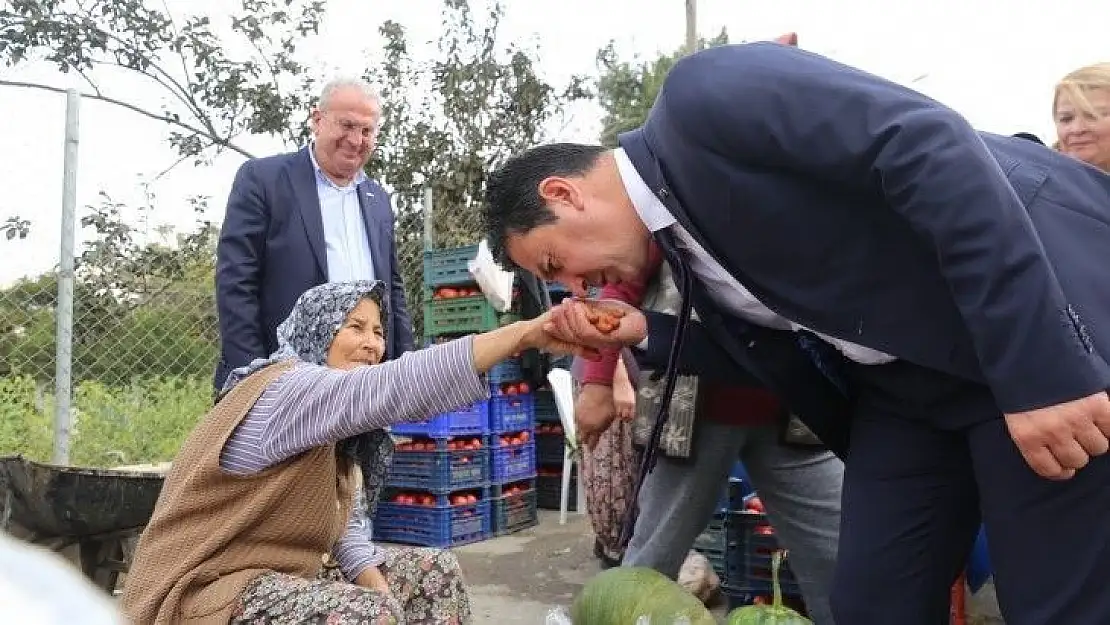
308,144,376,282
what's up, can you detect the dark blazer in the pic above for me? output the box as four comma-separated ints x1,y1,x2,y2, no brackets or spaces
213,147,415,391
620,42,1110,432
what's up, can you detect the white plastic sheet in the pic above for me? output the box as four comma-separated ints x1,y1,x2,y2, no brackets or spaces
467,239,514,313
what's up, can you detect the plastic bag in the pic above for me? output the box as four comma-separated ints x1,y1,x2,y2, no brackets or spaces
467,239,514,312
544,607,572,625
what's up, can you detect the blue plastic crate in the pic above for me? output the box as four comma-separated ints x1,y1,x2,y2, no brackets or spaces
723,507,802,598
535,432,565,465
719,474,754,513
694,512,727,554
536,470,576,511
387,438,490,491
489,357,522,383
489,357,523,384
392,401,489,437
489,394,534,433
491,479,538,536
374,487,491,548
424,245,479,288
533,390,559,424
490,441,537,483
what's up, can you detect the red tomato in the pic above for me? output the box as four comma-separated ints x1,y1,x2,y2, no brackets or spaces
518,382,531,394
754,523,775,536
745,496,765,513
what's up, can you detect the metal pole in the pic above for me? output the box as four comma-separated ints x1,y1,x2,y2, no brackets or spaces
53,88,80,465
684,0,697,53
422,185,434,251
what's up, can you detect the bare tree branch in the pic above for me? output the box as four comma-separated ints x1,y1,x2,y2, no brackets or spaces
0,79,256,159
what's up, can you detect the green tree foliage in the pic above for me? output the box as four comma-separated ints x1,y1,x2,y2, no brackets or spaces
366,0,589,335
0,0,580,463
595,29,729,147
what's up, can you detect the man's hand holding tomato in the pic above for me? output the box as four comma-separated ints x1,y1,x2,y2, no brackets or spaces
542,299,648,355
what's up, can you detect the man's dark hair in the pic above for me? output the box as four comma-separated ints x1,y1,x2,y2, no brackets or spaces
483,143,608,266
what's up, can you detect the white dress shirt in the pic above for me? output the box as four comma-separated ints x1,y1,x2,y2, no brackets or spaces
308,144,376,282
614,148,896,366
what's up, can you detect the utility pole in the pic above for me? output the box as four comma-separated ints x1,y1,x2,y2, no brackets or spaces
684,0,697,53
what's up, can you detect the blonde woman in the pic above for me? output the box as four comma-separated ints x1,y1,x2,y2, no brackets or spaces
1053,62,1110,172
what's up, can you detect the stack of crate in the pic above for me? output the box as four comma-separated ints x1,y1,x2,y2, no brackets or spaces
374,244,538,547
375,410,492,548
534,387,573,511
535,280,577,511
692,462,751,587
712,462,809,616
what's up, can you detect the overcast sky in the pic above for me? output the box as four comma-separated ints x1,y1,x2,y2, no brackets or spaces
0,0,1104,285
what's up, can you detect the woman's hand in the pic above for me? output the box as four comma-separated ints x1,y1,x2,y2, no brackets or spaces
612,357,636,422
355,566,391,595
519,310,602,360
543,298,649,352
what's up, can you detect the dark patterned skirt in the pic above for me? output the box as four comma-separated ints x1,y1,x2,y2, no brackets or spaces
229,546,471,624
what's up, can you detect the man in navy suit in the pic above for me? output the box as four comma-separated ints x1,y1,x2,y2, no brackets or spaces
483,42,1110,624
214,78,414,392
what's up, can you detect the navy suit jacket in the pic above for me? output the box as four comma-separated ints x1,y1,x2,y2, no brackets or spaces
213,147,415,391
620,42,1110,431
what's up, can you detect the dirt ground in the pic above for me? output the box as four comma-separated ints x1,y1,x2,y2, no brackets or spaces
445,510,1004,624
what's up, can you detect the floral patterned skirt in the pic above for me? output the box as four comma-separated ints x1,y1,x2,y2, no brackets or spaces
579,417,640,562
229,546,471,624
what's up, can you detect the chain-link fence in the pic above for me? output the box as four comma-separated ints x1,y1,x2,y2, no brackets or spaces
0,179,483,468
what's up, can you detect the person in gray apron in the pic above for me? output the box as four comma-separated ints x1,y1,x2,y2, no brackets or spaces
596,259,845,624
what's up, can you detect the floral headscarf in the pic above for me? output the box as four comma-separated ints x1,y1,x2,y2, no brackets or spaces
219,280,393,517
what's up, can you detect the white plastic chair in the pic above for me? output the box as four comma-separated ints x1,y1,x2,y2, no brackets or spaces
546,368,587,525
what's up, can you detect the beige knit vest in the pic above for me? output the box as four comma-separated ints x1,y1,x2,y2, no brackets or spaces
120,361,355,625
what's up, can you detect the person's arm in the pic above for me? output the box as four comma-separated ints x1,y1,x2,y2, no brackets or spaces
333,487,385,582
221,319,570,474
215,160,269,378
660,42,1109,412
578,246,663,385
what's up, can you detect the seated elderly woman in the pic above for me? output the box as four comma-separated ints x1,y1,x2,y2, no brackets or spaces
121,280,580,625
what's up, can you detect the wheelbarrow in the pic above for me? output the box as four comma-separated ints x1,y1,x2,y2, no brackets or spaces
0,455,167,593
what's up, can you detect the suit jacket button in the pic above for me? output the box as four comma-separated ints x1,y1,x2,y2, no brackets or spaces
658,188,669,199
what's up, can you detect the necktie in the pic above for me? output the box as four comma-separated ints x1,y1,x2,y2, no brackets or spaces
618,228,694,548
794,329,848,395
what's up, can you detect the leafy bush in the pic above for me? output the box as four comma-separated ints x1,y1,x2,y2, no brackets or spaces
0,375,210,467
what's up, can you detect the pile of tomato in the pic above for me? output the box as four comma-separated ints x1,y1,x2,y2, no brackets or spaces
497,480,532,499
432,286,481,300
495,430,531,447
390,489,481,508
535,423,564,436
395,436,484,453
494,381,531,396
737,495,775,536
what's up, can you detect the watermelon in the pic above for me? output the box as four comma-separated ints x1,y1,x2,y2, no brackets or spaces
571,566,716,624
726,551,812,624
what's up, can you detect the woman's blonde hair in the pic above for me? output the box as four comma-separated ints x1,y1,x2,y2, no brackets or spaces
1054,62,1110,119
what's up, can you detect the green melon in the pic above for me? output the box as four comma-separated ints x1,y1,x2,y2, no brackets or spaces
570,566,716,625
726,551,812,625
